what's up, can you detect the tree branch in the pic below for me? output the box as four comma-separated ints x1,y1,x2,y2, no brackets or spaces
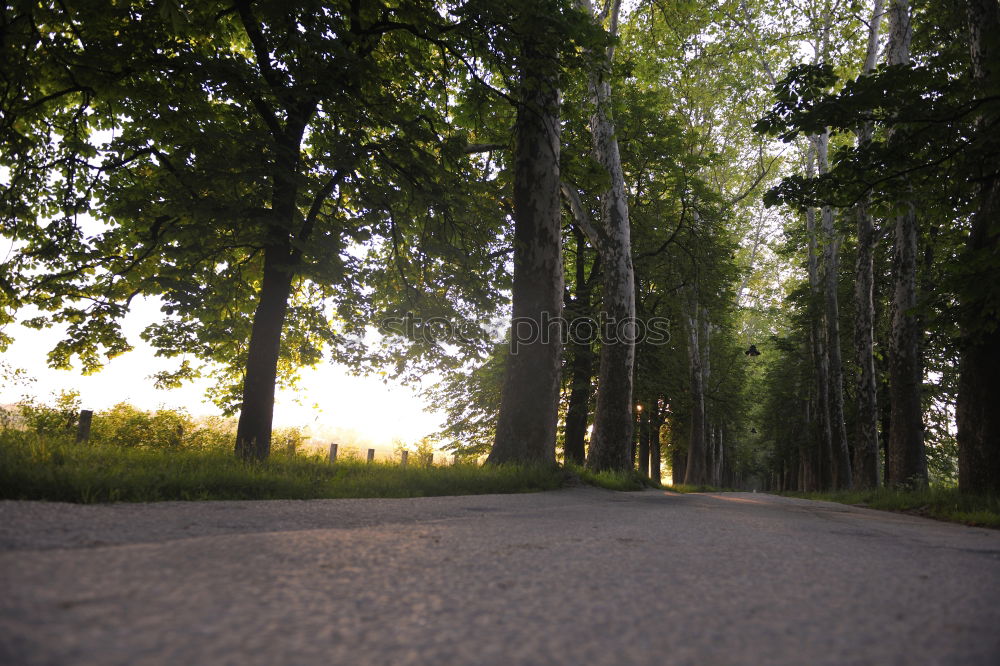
560,181,602,250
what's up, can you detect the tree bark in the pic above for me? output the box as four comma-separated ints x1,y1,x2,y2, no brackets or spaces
564,233,595,466
235,243,294,461
650,409,662,484
815,131,853,489
487,38,563,466
886,0,928,487
234,106,311,461
852,0,883,487
582,0,637,472
957,0,1000,494
806,203,835,489
638,403,650,477
684,294,708,485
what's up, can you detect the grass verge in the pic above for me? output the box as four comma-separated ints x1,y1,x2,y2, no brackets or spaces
567,463,661,491
663,483,732,493
780,486,1000,528
0,431,564,503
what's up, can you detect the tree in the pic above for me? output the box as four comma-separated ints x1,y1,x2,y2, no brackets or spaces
568,0,637,473
1,1,505,461
957,0,1000,494
487,4,565,465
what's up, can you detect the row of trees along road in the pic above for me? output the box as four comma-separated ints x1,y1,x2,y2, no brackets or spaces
2,0,998,493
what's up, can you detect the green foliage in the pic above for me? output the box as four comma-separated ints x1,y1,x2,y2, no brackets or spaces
17,390,81,438
0,430,565,503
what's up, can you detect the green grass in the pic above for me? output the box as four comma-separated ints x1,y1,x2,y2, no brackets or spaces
567,463,661,491
0,431,565,503
663,483,732,493
780,486,1000,528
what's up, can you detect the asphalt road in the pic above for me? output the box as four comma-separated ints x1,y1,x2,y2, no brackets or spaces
1,487,998,666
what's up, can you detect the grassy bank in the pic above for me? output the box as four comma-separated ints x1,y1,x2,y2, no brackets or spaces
568,464,661,491
0,431,565,503
780,486,1000,528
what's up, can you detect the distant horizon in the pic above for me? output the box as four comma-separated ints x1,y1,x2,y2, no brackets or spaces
1,296,446,452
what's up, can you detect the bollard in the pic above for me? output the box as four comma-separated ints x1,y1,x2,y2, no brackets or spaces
401,450,409,467
453,453,459,466
329,443,338,463
75,410,93,443
367,448,375,463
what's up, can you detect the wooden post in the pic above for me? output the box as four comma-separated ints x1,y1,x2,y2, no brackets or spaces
75,410,93,443
367,448,375,463
453,453,459,466
328,443,338,463
401,450,409,467
425,452,434,467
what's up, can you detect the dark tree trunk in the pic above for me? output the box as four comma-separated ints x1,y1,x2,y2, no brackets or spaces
885,0,927,487
235,244,294,461
564,234,595,466
671,448,687,486
650,411,662,484
958,0,1000,494
488,39,563,466
233,111,311,461
638,403,650,477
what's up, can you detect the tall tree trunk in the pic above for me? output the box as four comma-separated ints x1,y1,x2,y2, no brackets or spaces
564,233,595,466
807,203,835,489
684,295,708,485
234,117,310,461
886,0,927,487
650,409,662,484
671,448,687,486
815,131,852,489
583,0,637,472
487,38,563,466
638,402,650,477
852,0,885,490
235,244,294,461
958,0,1000,494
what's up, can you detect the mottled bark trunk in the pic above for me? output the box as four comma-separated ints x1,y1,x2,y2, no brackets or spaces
684,297,708,485
235,244,294,461
564,235,595,466
958,0,1000,494
853,1,882,487
583,0,636,472
807,203,835,489
886,0,927,487
488,40,563,466
853,192,881,488
814,131,852,489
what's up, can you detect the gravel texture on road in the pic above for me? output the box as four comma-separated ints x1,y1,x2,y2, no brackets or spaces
2,487,999,665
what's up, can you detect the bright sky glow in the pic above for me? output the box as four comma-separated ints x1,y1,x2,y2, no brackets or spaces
0,296,446,454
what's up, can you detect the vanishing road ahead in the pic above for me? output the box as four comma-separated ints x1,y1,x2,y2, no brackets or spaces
2,487,999,665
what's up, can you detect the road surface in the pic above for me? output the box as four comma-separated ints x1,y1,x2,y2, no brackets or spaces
1,487,998,665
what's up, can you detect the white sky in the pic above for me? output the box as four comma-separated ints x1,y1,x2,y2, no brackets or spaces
0,295,446,452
